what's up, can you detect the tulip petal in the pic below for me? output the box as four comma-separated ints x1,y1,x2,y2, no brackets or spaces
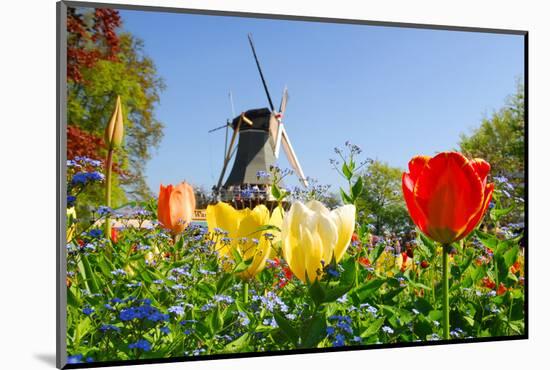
169,182,195,233
331,205,356,262
470,158,491,186
402,173,430,237
157,184,173,229
303,228,322,283
206,202,241,237
408,155,430,183
456,183,495,241
269,206,284,235
316,211,339,264
237,205,269,260
414,152,485,243
285,226,306,282
306,199,331,216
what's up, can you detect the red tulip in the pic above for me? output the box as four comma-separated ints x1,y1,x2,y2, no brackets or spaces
358,257,371,267
111,227,119,243
482,276,496,290
158,182,196,235
402,152,494,244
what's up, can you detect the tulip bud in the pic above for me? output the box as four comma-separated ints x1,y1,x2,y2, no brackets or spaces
104,95,124,149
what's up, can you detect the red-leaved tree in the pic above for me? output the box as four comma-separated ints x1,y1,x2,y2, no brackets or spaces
67,8,121,82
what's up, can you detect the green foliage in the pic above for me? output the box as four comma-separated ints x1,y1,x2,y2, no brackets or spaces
459,81,525,225
332,142,367,206
356,160,412,235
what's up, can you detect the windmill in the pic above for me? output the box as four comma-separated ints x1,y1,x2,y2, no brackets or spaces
210,34,308,209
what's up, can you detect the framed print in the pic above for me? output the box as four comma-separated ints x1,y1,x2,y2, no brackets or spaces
57,1,528,368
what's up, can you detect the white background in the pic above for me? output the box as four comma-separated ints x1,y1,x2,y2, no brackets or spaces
0,0,547,369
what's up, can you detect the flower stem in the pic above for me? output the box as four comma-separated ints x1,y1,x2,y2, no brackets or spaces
105,149,113,253
442,243,450,340
243,281,249,304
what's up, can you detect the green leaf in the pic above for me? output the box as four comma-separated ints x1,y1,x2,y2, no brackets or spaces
503,245,520,268
361,317,385,338
475,230,499,249
271,183,282,200
308,260,356,305
340,189,353,205
274,311,299,345
308,280,326,306
428,310,442,322
490,205,514,221
470,265,486,284
383,286,405,303
67,286,81,307
413,298,433,315
353,279,385,302
207,306,224,335
75,317,91,347
351,176,363,199
196,282,216,296
231,248,243,264
79,254,100,294
255,224,282,233
414,319,433,338
463,315,476,327
216,273,235,294
342,162,353,180
301,311,327,348
233,257,253,273
223,333,250,353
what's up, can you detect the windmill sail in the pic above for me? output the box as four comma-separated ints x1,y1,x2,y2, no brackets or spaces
280,126,308,187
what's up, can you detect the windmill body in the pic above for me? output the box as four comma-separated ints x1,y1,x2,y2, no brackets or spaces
224,108,275,187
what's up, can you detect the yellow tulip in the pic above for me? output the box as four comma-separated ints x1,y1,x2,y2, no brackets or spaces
66,206,77,242
206,202,284,279
281,200,355,283
104,95,124,149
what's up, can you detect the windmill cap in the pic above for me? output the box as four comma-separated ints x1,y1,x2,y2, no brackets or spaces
231,108,272,131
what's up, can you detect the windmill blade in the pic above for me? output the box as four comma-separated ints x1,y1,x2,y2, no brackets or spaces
268,114,280,153
278,87,288,116
208,122,230,133
216,114,244,189
247,33,275,112
270,87,289,158
280,126,308,187
272,120,284,159
229,90,236,118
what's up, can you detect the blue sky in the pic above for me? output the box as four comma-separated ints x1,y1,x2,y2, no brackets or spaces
118,9,524,193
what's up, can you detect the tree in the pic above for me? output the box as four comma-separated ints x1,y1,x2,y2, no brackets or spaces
459,82,525,225
67,7,165,203
67,7,121,83
357,160,412,235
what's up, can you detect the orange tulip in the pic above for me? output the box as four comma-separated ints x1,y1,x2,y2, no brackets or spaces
157,182,196,235
402,152,494,244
